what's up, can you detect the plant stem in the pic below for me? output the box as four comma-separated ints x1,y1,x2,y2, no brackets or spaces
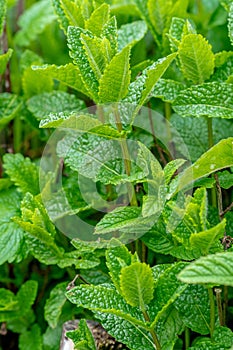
208,287,215,339
206,117,217,207
13,116,22,153
113,105,137,207
143,310,161,350
214,288,223,326
223,286,228,326
185,327,190,349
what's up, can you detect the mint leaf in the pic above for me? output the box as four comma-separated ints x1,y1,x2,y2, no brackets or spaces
44,282,67,328
178,34,215,84
98,45,131,102
120,262,154,310
14,0,56,46
3,153,39,195
19,324,43,350
27,91,85,120
178,252,233,286
173,83,233,118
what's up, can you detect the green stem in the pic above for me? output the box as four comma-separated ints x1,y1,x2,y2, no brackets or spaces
208,287,215,339
214,288,223,326
13,116,22,153
206,117,217,207
113,105,137,207
185,327,190,349
143,310,161,350
223,286,228,326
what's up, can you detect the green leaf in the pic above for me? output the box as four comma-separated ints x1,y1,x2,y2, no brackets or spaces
52,0,69,32
67,320,96,350
228,3,233,46
3,153,40,195
0,0,6,36
178,252,233,286
101,16,118,54
190,220,226,256
173,83,233,118
59,133,146,186
27,91,85,121
22,67,53,98
81,34,107,79
0,188,28,265
213,326,233,348
14,0,56,46
32,63,90,96
177,138,233,191
151,78,186,103
106,244,138,293
155,305,184,349
98,45,131,102
178,34,215,84
60,0,84,29
125,53,177,119
174,284,210,334
14,193,65,265
39,112,100,129
67,26,99,101
44,282,67,328
164,159,186,184
218,170,233,189
148,0,172,36
0,49,13,75
85,3,110,36
117,20,147,51
95,206,155,237
120,262,154,310
0,93,22,128
170,115,233,162
19,324,43,350
0,280,37,322
66,284,144,327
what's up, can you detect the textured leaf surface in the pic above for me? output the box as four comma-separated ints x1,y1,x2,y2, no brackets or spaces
0,189,28,265
66,284,144,326
228,3,233,46
171,115,233,162
177,138,233,191
19,324,42,350
40,113,100,129
106,244,138,293
174,284,210,334
0,0,6,35
98,46,131,102
27,91,85,120
0,49,13,75
22,67,53,98
0,93,22,128
3,153,39,195
32,63,89,96
67,26,99,100
44,282,67,328
173,83,233,118
85,3,109,37
151,78,186,102
14,0,56,46
117,21,147,51
149,262,188,326
120,262,154,309
178,34,214,84
148,0,172,35
178,252,233,285
0,280,37,322
67,319,96,350
95,206,154,236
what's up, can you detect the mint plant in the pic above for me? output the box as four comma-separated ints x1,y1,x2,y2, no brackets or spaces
0,0,233,349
